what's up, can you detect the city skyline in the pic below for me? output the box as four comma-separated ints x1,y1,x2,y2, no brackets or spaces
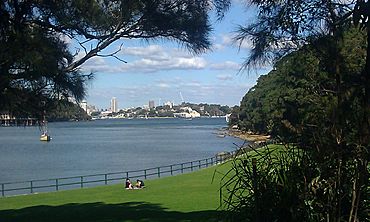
83,96,236,113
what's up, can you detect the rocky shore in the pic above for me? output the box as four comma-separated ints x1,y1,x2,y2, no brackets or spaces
219,128,270,142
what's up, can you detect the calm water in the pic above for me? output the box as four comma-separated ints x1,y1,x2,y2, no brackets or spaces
0,118,242,183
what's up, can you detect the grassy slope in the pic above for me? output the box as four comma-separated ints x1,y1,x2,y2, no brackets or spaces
0,163,231,222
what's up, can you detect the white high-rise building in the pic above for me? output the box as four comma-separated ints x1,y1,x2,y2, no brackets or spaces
111,97,118,113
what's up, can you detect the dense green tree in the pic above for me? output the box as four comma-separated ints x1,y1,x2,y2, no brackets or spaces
0,0,231,117
46,100,91,121
219,105,231,114
227,25,369,221
235,0,369,145
228,105,240,126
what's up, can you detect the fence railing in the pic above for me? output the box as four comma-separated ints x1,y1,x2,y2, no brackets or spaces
1,154,231,197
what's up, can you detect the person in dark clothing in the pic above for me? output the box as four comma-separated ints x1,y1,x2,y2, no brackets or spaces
135,179,145,188
125,178,133,189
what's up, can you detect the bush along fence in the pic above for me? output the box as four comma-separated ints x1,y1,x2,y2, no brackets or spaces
1,154,233,197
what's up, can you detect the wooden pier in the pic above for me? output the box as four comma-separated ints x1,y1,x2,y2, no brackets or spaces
0,114,37,127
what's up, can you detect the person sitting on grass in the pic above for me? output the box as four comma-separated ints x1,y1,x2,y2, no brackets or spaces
125,178,133,189
135,179,145,189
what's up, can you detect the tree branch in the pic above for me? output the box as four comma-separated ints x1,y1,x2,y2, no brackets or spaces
97,43,127,63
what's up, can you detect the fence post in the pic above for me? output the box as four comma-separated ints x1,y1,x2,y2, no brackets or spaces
80,176,83,188
170,165,173,175
105,174,107,185
144,170,147,179
206,158,208,167
126,172,129,179
157,167,160,178
1,184,4,197
30,181,33,193
199,160,201,169
56,179,59,191
181,164,184,173
191,162,193,171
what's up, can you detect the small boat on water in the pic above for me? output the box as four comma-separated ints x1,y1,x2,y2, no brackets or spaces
40,132,51,141
39,111,51,142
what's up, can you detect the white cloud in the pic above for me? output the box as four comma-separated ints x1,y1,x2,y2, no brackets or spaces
157,83,170,88
221,34,234,46
80,44,207,73
123,45,166,60
119,56,207,73
81,56,122,73
232,0,248,3
123,45,192,59
217,74,234,81
220,33,253,50
213,43,225,50
210,61,240,70
184,81,202,87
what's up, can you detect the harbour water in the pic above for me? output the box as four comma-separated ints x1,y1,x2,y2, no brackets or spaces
0,118,243,183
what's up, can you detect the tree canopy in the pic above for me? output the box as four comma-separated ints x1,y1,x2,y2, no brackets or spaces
236,0,369,144
235,26,366,141
227,25,369,222
0,0,231,117
225,1,369,221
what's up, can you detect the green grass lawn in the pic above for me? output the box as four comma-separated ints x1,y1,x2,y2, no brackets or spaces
0,163,231,222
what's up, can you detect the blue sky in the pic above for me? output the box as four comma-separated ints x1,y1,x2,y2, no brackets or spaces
77,1,270,110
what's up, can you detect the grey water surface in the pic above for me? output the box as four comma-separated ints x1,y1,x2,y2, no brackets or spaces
0,118,243,183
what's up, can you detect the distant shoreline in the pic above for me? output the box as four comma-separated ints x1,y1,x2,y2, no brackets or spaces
91,116,227,120
224,129,271,142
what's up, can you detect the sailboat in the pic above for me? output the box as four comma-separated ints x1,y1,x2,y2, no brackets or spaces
39,112,51,142
40,130,50,141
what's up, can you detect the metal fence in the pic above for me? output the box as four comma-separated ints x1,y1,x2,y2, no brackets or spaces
1,155,231,197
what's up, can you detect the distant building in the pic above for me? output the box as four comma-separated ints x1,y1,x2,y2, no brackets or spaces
149,100,155,109
101,110,112,118
173,112,192,118
86,105,97,115
79,101,98,115
189,109,201,118
111,97,118,113
164,101,173,109
174,107,200,118
80,100,88,113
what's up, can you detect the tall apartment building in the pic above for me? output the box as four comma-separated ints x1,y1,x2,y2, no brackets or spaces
149,100,155,109
111,97,118,113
